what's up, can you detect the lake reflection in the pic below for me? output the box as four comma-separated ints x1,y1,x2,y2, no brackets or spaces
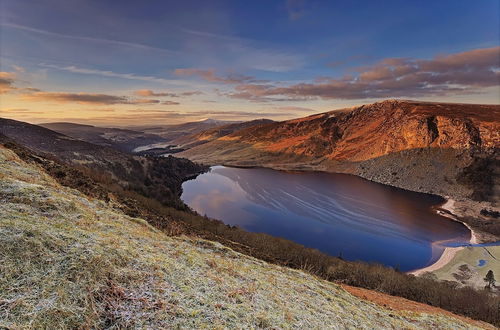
181,166,471,271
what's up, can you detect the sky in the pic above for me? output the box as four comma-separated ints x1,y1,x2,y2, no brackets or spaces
0,0,499,126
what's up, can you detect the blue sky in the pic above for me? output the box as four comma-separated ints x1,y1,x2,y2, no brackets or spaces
0,0,499,125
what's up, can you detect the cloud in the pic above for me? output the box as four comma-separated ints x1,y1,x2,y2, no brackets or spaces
2,23,175,54
162,100,180,105
0,72,46,95
23,92,130,104
133,89,203,98
22,91,162,105
174,68,254,84
0,108,45,115
40,63,188,85
0,108,31,113
134,89,179,97
129,99,161,104
0,72,17,94
224,83,310,102
180,90,204,96
12,65,26,73
225,46,500,101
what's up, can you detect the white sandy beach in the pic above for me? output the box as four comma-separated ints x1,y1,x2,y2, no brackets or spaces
409,198,478,276
410,245,463,276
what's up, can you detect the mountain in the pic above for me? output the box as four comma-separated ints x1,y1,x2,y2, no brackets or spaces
172,119,274,149
0,118,206,209
0,144,492,329
40,122,167,153
130,118,240,142
179,100,498,198
178,100,500,239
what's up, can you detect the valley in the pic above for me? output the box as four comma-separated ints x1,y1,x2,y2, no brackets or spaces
1,99,499,327
181,165,471,272
175,100,500,243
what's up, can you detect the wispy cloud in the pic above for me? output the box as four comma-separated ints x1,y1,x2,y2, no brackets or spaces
134,89,179,97
181,91,204,96
22,91,163,105
174,68,255,84
0,108,31,113
22,92,130,104
1,22,175,54
0,72,16,94
179,28,304,72
162,100,180,105
133,89,203,97
39,63,185,85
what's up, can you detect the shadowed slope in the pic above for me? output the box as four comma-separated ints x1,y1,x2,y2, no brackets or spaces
0,118,207,209
40,122,167,153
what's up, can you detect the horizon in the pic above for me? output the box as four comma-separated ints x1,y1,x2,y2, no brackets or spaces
4,98,497,128
1,0,499,125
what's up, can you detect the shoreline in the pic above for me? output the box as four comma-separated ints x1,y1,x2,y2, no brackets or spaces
183,161,485,276
408,198,477,276
192,163,482,276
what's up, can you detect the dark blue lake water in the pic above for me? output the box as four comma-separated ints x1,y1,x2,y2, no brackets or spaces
181,166,471,272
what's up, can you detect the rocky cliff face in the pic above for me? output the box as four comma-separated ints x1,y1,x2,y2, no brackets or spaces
179,100,499,204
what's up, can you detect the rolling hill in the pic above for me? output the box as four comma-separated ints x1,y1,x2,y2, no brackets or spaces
39,122,168,153
0,118,206,209
172,119,274,149
129,119,239,142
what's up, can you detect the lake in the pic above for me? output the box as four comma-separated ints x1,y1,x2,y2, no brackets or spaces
181,166,471,272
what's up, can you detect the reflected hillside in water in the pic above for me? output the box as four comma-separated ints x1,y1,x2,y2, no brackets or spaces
182,166,471,271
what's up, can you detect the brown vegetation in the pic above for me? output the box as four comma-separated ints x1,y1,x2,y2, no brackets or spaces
341,284,494,329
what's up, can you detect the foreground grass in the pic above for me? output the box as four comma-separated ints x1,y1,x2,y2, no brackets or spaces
0,146,489,329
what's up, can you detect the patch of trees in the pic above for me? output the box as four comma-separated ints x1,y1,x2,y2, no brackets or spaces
484,270,496,290
481,209,500,219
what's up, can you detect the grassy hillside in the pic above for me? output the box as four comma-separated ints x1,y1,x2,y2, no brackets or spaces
172,119,274,149
0,146,492,328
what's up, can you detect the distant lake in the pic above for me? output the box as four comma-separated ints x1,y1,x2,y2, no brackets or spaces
181,166,471,272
